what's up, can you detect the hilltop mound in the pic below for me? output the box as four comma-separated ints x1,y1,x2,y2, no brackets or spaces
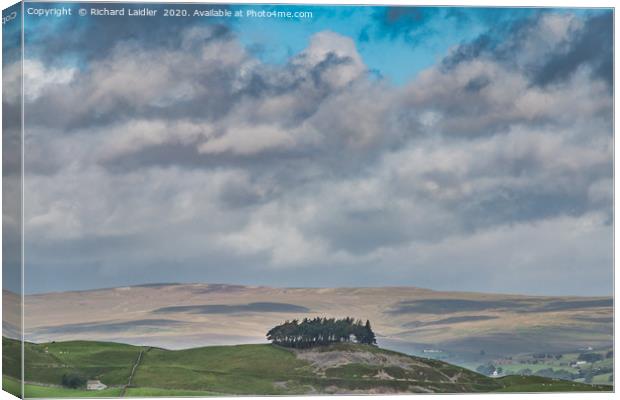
2,337,610,397
289,343,494,393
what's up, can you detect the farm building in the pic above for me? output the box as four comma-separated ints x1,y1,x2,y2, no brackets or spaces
86,380,107,390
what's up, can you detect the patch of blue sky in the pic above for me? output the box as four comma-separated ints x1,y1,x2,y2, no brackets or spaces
229,6,363,67
2,3,22,66
19,4,603,85
23,3,88,67
229,6,527,85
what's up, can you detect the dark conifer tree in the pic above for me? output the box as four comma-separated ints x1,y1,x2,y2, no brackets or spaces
266,317,377,348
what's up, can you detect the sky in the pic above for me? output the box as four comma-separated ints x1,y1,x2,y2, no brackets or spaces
5,3,613,295
2,2,23,296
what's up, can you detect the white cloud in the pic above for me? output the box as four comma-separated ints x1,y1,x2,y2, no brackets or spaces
21,19,613,295
295,31,366,88
198,124,296,155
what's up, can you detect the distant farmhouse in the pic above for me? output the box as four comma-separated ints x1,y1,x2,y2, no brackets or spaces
86,380,107,391
570,360,588,367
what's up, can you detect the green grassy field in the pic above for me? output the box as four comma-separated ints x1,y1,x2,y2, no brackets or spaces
465,347,614,384
123,387,222,397
494,375,611,392
23,339,142,386
133,343,314,395
3,376,123,398
2,337,612,397
2,375,21,398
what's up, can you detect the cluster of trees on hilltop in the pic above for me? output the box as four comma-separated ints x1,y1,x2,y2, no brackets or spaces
266,317,377,348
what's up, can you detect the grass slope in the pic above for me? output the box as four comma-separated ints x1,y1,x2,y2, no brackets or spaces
2,337,611,397
3,376,122,398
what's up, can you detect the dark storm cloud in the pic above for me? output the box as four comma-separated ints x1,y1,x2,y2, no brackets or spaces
441,34,494,69
440,11,539,70
23,29,371,136
24,3,232,66
533,12,613,87
442,11,613,88
24,32,242,130
463,75,491,92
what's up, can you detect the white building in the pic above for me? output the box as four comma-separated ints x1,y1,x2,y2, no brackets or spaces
86,380,108,391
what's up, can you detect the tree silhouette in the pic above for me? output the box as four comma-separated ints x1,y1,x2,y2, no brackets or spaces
267,317,377,348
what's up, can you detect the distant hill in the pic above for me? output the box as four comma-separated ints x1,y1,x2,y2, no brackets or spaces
20,283,613,381
2,337,611,397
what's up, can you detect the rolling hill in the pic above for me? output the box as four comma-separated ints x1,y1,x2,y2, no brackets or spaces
17,283,613,378
2,337,611,397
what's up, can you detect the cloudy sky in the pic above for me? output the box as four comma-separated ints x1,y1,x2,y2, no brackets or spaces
9,4,613,295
